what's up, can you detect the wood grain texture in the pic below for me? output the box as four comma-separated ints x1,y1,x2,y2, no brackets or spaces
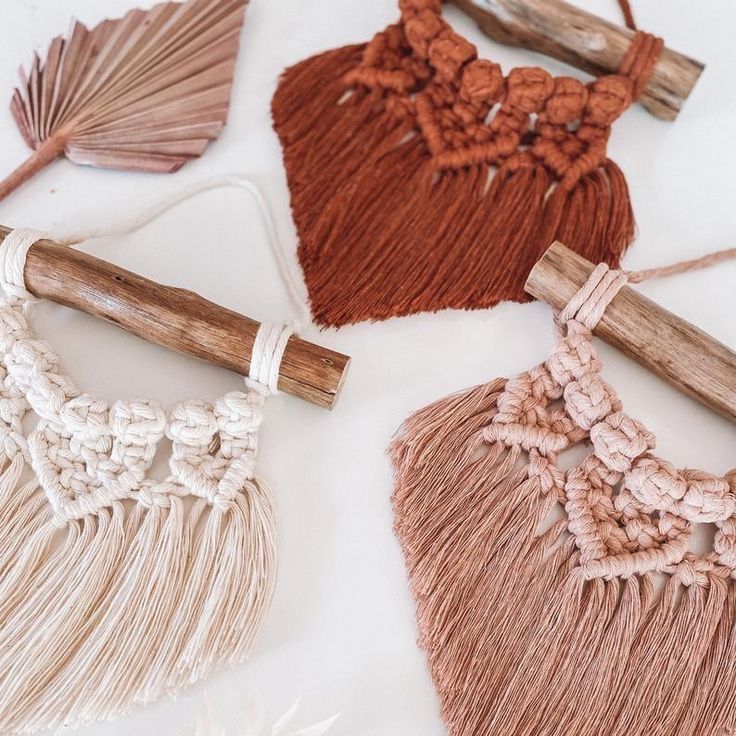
0,226,350,410
525,242,736,422
450,0,704,120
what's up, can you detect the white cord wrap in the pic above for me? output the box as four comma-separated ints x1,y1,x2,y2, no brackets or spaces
1,175,310,394
248,321,295,394
0,228,47,301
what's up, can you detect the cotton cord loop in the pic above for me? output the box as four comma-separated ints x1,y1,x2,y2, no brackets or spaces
559,264,629,330
560,246,736,332
0,227,48,301
1,174,310,393
248,321,295,394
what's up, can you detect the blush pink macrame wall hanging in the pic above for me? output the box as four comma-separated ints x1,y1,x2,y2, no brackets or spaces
390,250,736,736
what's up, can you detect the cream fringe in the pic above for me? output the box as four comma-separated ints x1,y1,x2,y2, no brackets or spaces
0,457,277,733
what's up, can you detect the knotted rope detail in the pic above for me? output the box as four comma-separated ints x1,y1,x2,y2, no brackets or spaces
346,0,663,181
0,227,47,301
248,321,294,394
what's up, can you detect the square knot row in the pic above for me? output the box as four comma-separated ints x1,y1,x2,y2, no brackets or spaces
0,297,271,524
627,457,736,524
342,2,659,183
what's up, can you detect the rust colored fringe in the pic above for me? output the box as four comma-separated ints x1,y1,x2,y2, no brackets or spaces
274,86,635,326
391,381,736,736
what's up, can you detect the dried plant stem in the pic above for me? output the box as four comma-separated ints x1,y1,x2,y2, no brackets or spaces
0,132,68,202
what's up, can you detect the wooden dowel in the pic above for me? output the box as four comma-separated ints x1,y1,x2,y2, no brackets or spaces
450,0,704,121
0,226,350,410
525,242,736,422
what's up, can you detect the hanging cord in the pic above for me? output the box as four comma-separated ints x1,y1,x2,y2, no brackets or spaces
618,0,638,31
44,175,308,394
627,248,736,284
560,247,736,330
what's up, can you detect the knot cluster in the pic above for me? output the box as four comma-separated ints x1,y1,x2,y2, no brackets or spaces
482,265,736,581
0,297,267,524
346,1,662,185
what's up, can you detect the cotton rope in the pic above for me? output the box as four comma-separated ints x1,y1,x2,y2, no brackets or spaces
56,173,310,393
389,244,736,736
0,174,306,733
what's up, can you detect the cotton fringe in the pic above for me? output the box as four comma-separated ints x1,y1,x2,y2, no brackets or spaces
0,454,276,733
272,52,635,328
390,380,736,736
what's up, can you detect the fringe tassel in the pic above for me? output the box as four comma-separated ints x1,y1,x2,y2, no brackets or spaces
272,45,415,272
284,143,634,326
391,381,736,736
0,469,276,732
538,160,635,271
274,48,637,328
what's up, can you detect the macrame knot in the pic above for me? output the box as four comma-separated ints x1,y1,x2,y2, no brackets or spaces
618,30,664,101
565,460,611,564
542,76,588,124
627,459,736,523
399,0,442,20
547,321,601,387
136,480,174,510
671,556,718,588
352,25,420,93
460,59,504,103
505,67,554,114
679,470,736,524
590,411,655,473
564,373,621,431
493,365,559,425
248,321,294,394
404,9,447,59
527,449,565,495
167,399,218,448
428,30,476,82
0,228,47,302
60,394,110,448
583,76,632,127
558,264,628,331
214,391,263,458
484,422,570,456
627,456,687,507
714,517,736,572
110,399,167,448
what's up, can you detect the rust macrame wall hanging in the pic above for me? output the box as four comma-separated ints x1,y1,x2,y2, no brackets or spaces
272,0,702,327
390,241,736,736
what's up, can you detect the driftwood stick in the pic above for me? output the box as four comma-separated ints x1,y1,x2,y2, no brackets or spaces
0,226,350,410
525,242,736,422
450,0,704,121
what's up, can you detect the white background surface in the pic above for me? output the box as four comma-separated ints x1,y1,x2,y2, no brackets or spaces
0,1,735,734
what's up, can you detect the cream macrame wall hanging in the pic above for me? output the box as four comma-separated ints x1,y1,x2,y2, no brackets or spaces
391,241,736,736
0,177,349,733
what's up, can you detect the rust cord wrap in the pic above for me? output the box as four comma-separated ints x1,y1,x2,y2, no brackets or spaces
272,0,666,327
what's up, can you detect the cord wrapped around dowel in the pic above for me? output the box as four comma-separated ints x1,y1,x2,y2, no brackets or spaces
0,226,350,410
450,0,703,120
525,241,736,421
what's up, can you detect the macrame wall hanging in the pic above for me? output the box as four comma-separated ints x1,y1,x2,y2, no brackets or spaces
0,177,349,734
272,0,703,327
390,240,736,736
0,0,248,202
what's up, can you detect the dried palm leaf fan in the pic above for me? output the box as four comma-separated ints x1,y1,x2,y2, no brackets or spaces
0,0,248,202
272,0,703,327
390,242,736,735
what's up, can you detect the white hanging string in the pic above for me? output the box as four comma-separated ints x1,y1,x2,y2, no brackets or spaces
53,174,310,393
